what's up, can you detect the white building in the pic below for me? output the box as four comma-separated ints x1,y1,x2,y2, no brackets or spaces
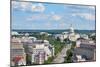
12,31,19,35
40,32,51,36
68,24,80,41
22,39,54,64
75,55,86,62
54,24,80,42
80,34,89,40
29,37,37,41
68,33,80,41
90,33,96,37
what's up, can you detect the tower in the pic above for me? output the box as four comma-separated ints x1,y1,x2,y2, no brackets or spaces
69,24,74,33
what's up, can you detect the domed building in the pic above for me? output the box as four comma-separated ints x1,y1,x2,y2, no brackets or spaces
54,24,80,42
68,24,80,41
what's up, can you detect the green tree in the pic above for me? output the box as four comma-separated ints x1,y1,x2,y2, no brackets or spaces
56,37,60,41
44,57,54,64
64,49,73,63
71,41,76,49
26,54,32,65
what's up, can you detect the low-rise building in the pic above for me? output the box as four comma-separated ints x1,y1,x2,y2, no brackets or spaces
80,34,89,40
12,31,19,36
32,49,45,64
11,34,54,65
40,32,51,36
22,39,54,64
72,38,96,62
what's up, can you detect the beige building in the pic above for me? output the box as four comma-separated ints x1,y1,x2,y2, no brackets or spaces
22,39,54,64
11,34,54,65
11,37,26,66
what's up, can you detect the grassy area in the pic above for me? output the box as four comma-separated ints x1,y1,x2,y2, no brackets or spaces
26,54,32,65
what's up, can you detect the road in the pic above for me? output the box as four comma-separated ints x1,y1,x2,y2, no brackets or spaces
52,44,71,63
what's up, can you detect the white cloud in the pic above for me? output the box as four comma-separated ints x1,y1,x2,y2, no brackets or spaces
20,2,32,11
27,12,62,21
12,1,32,11
59,22,67,28
72,13,95,21
52,15,61,21
31,3,45,12
26,14,49,21
88,6,95,10
12,1,20,9
12,1,45,12
51,12,62,21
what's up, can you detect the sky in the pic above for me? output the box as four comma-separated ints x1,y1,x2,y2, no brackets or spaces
12,1,96,30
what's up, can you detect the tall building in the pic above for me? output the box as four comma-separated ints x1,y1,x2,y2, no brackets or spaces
11,38,26,66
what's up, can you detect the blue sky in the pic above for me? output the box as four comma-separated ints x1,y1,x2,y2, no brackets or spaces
12,1,95,30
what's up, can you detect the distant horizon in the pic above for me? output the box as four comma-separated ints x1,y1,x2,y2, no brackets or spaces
12,29,96,31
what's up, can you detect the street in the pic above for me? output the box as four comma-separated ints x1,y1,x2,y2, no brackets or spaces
52,44,71,63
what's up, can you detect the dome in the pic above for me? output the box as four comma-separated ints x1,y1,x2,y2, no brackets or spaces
70,26,74,33
69,24,74,33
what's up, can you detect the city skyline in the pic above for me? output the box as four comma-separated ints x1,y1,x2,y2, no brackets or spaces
12,1,96,30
